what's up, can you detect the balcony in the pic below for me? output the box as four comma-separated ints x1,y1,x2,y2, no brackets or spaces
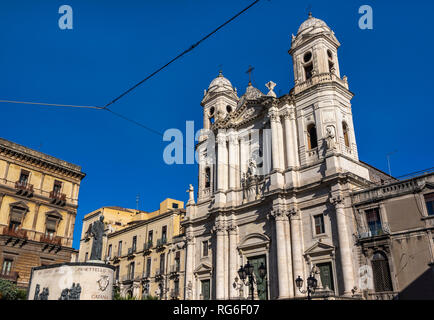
170,289,180,300
156,238,167,251
15,181,34,197
0,271,19,283
127,247,136,259
155,269,164,281
169,265,180,279
40,234,62,246
141,272,151,282
367,291,399,300
143,241,153,255
3,227,28,240
121,274,134,283
49,191,66,206
357,223,390,240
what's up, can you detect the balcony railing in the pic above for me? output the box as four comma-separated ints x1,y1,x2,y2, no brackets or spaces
156,238,167,250
49,191,67,206
0,271,19,282
15,181,34,197
357,223,390,240
40,234,62,246
155,269,164,280
170,289,180,300
2,227,28,239
367,291,399,300
294,72,349,94
121,274,134,283
127,247,136,258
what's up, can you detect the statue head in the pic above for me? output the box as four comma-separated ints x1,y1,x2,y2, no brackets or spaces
99,215,104,222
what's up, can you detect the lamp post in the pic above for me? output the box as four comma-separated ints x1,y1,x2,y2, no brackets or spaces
237,262,267,300
295,270,318,300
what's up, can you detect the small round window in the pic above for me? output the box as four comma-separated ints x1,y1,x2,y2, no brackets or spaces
303,51,312,63
226,105,232,113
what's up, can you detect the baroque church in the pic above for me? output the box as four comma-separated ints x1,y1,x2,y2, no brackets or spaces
182,13,391,300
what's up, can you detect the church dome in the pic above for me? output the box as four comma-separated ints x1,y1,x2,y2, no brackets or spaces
207,71,234,93
297,12,329,34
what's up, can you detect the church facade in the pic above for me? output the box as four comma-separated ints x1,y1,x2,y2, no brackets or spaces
182,13,392,300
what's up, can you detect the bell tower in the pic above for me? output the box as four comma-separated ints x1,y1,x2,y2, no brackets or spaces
289,13,360,169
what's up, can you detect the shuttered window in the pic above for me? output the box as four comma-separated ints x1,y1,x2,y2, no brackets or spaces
372,252,393,292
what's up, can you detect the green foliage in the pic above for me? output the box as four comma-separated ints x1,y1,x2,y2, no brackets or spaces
0,279,27,300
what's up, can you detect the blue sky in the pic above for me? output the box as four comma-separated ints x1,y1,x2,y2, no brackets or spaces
0,0,433,249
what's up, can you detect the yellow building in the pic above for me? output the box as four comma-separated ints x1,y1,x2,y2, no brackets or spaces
79,198,186,299
0,137,85,288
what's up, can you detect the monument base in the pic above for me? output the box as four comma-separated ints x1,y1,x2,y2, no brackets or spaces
28,262,115,300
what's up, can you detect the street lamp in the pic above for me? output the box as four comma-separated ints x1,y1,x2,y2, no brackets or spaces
295,271,318,300
237,262,267,300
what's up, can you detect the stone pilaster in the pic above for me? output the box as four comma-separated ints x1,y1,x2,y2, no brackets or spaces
228,132,239,204
289,208,304,297
271,208,290,299
269,108,282,171
216,132,228,206
214,219,226,300
228,221,238,299
330,194,354,296
184,226,195,300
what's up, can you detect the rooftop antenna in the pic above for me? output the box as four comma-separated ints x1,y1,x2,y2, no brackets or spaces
136,193,140,211
246,65,255,85
386,150,398,177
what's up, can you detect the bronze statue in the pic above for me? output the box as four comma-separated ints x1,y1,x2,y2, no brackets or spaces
90,215,105,261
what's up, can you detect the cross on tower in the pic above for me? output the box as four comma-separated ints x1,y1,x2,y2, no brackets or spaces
246,65,254,85
307,4,312,17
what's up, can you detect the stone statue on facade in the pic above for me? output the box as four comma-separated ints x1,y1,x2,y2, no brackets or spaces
312,265,323,290
325,125,336,150
187,184,195,205
90,215,105,261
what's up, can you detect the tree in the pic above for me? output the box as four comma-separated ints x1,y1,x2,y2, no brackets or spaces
0,279,27,300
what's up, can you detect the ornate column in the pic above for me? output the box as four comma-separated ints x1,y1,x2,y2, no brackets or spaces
277,115,285,170
330,194,354,296
239,135,249,178
216,132,228,192
283,211,294,298
184,226,195,300
283,109,298,168
289,208,304,297
228,132,239,202
269,108,282,171
214,219,226,300
228,221,238,299
271,208,290,299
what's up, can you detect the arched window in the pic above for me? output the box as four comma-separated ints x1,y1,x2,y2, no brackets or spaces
205,167,211,188
342,122,350,147
371,252,393,292
307,124,318,150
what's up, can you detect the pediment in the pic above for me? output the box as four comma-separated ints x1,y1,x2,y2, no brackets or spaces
238,233,270,251
304,241,335,257
9,200,29,211
45,210,63,220
194,262,213,275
